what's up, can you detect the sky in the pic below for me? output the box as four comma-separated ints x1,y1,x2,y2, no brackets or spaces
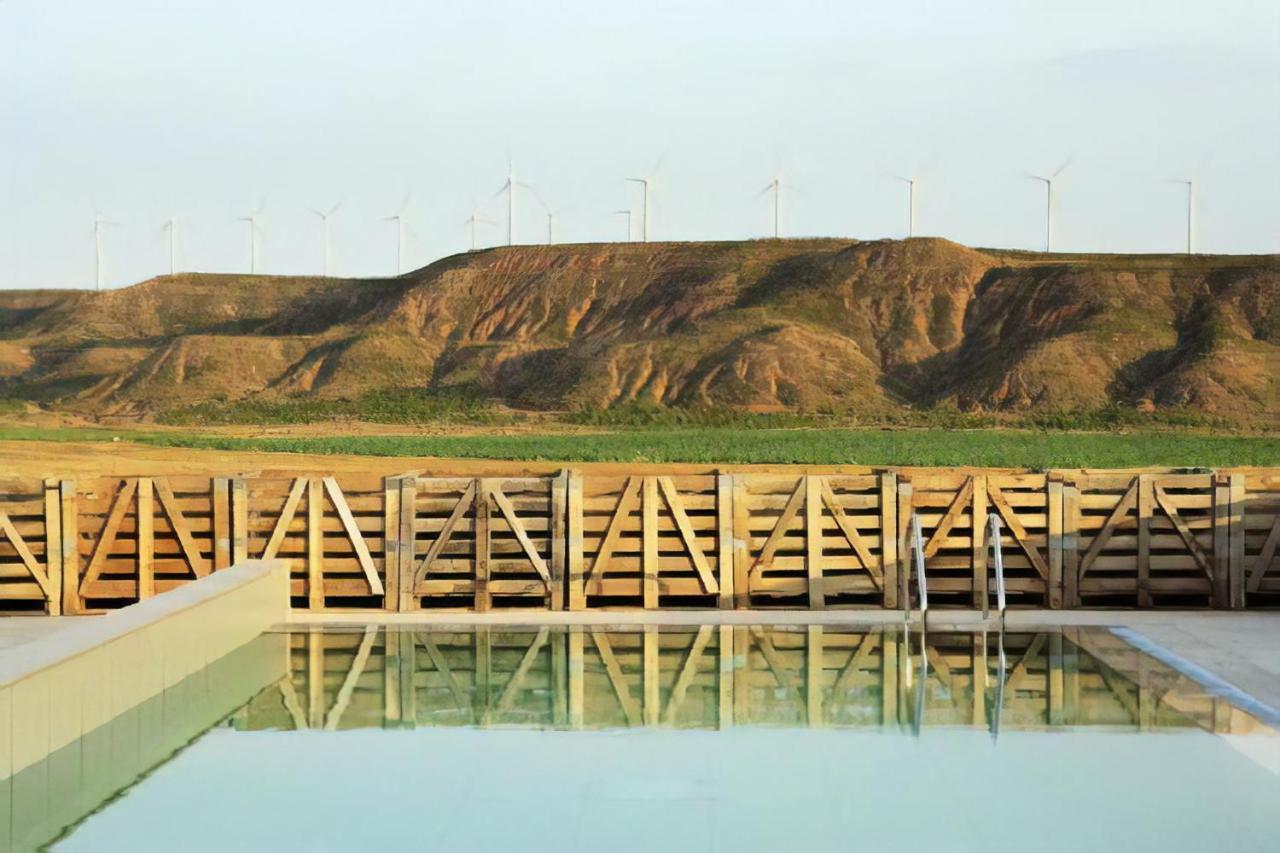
1,0,1277,289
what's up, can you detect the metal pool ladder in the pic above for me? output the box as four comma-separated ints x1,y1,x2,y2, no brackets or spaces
907,512,928,621
985,512,1007,624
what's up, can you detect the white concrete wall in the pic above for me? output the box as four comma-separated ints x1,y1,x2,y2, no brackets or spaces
0,560,289,781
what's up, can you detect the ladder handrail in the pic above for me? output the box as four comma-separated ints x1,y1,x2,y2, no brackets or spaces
910,513,928,616
988,512,1007,619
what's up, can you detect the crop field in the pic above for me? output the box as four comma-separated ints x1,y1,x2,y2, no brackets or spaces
3,424,1276,468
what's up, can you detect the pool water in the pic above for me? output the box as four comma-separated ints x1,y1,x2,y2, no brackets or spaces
20,625,1280,852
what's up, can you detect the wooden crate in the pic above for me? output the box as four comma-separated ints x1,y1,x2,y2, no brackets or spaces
1065,472,1225,607
74,475,231,610
398,475,564,611
898,472,1055,608
1232,471,1280,606
568,473,727,609
235,474,388,609
736,473,896,609
0,478,62,613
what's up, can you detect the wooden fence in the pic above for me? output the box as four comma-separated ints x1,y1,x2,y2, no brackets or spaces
1,467,1277,613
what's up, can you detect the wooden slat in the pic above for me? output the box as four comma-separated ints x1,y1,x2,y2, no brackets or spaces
643,477,659,609
658,476,718,596
922,476,973,559
1152,483,1212,579
567,471,585,610
307,478,323,609
0,509,53,601
137,478,155,600
490,483,550,584
880,473,898,610
988,482,1050,581
261,477,307,561
550,471,567,611
585,476,641,592
155,478,209,579
819,480,881,590
323,477,384,596
1078,479,1138,577
414,480,475,584
44,479,63,615
475,479,491,612
80,479,137,592
750,478,805,580
717,474,735,609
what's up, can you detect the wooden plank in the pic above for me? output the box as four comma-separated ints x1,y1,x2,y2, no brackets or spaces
750,478,805,580
0,510,54,602
987,482,1049,582
718,624,734,729
820,481,881,589
154,478,209,579
490,483,551,583
231,477,248,563
643,478,659,609
80,479,137,592
474,479,491,612
323,477,385,596
323,626,376,731
716,474,734,609
806,625,823,727
307,478,323,610
585,476,641,592
307,629,325,728
971,474,987,608
881,473,898,610
732,475,750,609
805,476,825,609
398,477,416,611
413,480,476,584
568,627,585,728
1138,475,1152,607
384,476,401,609
1229,473,1245,607
1063,482,1080,607
261,477,307,561
1247,513,1280,595
567,471,585,611
658,476,718,595
922,477,974,559
213,477,231,570
1212,475,1229,608
1078,479,1138,577
60,480,80,614
590,629,641,726
550,471,567,611
643,626,659,725
1047,477,1063,608
897,481,913,608
1152,484,1212,579
44,479,63,615
137,477,155,600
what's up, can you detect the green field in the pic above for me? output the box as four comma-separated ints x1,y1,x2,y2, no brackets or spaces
5,425,1277,468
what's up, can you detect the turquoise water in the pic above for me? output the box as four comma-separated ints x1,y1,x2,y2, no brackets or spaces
17,626,1280,852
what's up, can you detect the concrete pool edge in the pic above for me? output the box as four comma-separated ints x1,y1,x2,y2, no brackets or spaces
0,560,289,780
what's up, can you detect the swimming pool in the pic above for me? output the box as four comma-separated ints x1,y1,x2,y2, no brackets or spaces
15,625,1280,852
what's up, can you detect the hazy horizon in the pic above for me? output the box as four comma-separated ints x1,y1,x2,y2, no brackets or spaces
2,0,1278,290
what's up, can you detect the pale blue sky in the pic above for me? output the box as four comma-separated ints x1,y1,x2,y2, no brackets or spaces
2,0,1278,289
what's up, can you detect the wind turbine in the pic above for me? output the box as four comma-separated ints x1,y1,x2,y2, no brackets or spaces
1176,179,1194,254
464,211,494,251
1028,158,1071,252
893,176,916,238
92,209,119,291
384,194,411,274
237,200,265,274
625,177,653,242
546,209,564,244
493,161,541,246
161,217,179,275
757,176,782,238
613,209,633,242
309,197,344,276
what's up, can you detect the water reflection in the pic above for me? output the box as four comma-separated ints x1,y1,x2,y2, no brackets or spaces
237,626,1265,737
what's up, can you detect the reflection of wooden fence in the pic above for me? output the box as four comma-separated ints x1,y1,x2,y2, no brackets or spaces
2,467,1277,613
237,626,1260,735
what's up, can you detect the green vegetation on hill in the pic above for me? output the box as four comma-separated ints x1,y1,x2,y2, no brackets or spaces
157,386,513,426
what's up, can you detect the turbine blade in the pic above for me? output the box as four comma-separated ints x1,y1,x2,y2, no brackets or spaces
1052,155,1074,178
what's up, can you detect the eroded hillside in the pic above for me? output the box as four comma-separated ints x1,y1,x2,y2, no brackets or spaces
1,239,1276,422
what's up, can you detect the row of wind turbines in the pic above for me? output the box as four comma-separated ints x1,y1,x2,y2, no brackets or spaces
86,161,1200,290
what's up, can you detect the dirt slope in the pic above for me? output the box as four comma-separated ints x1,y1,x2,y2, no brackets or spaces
1,239,1276,422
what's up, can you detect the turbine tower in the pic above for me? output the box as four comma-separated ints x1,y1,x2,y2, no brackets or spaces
493,161,533,246
625,177,650,242
894,176,916,238
613,209,633,242
162,217,179,275
309,197,344,276
237,201,264,274
757,176,782,238
546,210,561,244
92,210,118,291
465,211,494,251
1178,179,1194,254
1029,158,1071,252
384,194,411,274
